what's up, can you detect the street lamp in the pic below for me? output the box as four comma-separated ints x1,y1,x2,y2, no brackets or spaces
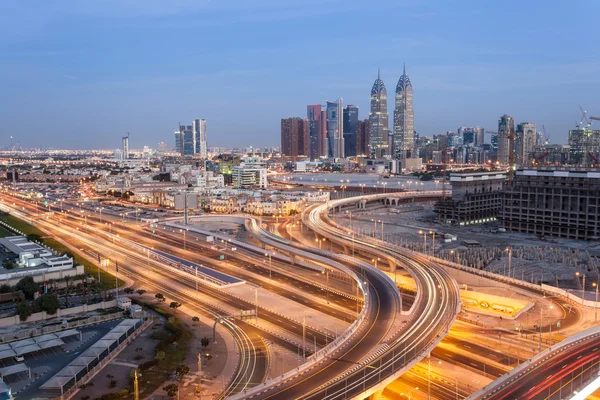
264,252,272,279
506,247,512,278
419,230,427,252
593,282,599,322
302,315,313,362
576,271,586,305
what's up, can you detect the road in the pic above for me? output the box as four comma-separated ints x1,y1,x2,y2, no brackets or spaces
478,334,600,400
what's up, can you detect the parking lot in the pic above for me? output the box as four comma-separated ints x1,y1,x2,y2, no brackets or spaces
1,319,122,399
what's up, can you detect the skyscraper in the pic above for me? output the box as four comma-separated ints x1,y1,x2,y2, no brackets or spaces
307,105,327,160
393,64,414,160
515,122,536,166
326,99,344,158
343,105,359,157
122,134,129,161
280,117,308,157
497,114,515,165
192,119,207,158
369,69,389,158
182,125,194,156
356,119,370,156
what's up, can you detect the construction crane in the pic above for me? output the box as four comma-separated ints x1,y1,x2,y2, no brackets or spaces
532,152,549,166
542,125,550,145
578,105,592,128
590,116,600,122
589,152,599,166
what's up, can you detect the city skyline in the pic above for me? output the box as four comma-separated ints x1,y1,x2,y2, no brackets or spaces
0,0,598,150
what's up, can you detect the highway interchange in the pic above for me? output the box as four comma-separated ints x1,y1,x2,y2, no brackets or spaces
0,184,597,399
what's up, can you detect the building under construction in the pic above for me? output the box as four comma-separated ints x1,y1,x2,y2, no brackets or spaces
434,169,507,225
499,168,600,240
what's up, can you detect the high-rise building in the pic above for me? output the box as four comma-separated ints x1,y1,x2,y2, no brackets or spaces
192,119,207,158
326,99,344,158
174,127,183,154
356,119,370,156
281,117,308,157
515,122,536,166
568,128,600,165
307,105,327,160
343,105,359,157
182,125,194,156
393,64,414,160
497,114,515,165
490,134,499,152
458,127,484,147
369,69,389,158
122,135,129,161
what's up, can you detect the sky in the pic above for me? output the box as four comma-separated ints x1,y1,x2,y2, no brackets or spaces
0,0,599,150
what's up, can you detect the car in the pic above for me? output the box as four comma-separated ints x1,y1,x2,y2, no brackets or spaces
14,355,24,362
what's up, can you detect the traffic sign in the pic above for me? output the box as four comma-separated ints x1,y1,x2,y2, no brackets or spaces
219,255,225,260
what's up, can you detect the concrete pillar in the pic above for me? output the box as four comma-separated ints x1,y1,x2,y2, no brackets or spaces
290,254,295,265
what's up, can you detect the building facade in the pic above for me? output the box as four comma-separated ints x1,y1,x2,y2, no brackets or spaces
281,117,308,157
434,170,507,225
369,69,389,158
356,119,370,157
343,105,359,157
497,114,515,165
515,122,536,166
307,105,327,160
192,119,207,158
393,64,414,160
458,126,485,147
326,99,344,159
568,128,600,165
499,168,600,240
122,135,129,161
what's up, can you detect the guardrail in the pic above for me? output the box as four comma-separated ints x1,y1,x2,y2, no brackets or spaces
226,218,373,400
301,193,460,400
468,325,600,399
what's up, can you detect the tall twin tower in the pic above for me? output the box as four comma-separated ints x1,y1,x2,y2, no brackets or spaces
369,65,414,160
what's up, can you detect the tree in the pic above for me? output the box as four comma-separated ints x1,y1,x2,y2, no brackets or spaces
175,365,190,381
33,293,60,315
136,289,146,296
169,302,181,310
163,383,178,397
124,287,134,294
0,284,11,294
2,259,16,270
16,301,32,322
155,293,165,302
16,276,40,300
200,337,210,348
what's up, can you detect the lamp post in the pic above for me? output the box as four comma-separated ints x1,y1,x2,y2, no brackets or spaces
429,231,435,256
264,252,272,279
506,247,512,278
302,315,313,362
594,282,599,322
419,230,427,252
576,271,586,305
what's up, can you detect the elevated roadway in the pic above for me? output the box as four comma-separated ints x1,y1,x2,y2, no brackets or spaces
469,326,600,400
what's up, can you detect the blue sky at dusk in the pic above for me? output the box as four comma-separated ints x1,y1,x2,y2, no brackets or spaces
0,0,598,150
